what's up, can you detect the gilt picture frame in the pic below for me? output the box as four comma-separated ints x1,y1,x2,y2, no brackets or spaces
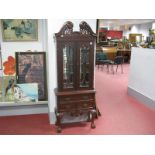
1,19,38,41
16,52,47,101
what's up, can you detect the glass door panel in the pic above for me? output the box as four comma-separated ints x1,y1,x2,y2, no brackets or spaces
80,47,90,88
63,45,74,89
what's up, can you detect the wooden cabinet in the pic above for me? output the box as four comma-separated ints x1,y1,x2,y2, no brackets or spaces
101,47,117,61
117,49,131,63
129,33,142,43
54,21,99,132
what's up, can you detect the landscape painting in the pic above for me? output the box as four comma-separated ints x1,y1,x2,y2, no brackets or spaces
2,19,38,41
14,83,38,102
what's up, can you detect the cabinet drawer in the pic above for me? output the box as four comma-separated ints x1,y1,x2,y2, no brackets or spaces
58,103,74,111
59,94,94,103
58,100,94,112
78,101,94,109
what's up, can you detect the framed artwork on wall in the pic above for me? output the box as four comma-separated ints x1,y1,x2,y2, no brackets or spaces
3,76,16,102
1,19,38,41
16,52,47,101
14,83,38,102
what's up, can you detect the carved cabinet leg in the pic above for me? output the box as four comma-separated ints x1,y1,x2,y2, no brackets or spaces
87,111,91,122
55,109,63,133
97,108,101,117
90,109,96,129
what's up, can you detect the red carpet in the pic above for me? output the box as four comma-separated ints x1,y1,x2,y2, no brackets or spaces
0,64,155,135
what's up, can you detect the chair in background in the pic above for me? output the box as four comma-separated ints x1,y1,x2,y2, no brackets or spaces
96,51,111,70
107,56,124,74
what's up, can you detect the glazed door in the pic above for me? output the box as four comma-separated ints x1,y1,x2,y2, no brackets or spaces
77,41,94,90
57,42,76,91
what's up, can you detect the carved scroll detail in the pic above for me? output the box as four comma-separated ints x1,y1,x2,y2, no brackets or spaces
79,21,96,36
58,21,73,35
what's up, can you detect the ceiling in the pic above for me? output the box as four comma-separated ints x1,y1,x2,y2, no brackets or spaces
99,19,155,27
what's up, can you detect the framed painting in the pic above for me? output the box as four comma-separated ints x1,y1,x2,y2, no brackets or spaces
14,83,38,102
1,19,38,41
3,76,16,102
16,52,47,101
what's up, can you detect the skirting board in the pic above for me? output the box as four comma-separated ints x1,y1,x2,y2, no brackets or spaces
0,104,49,117
128,87,155,110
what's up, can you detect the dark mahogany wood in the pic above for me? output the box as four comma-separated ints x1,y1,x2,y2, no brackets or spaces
54,21,99,133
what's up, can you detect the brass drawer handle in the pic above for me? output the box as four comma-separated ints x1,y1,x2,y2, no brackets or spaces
64,97,70,101
65,105,71,109
83,96,89,99
83,103,88,107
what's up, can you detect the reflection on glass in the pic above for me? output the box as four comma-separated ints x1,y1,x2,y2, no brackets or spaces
80,47,90,87
63,45,74,88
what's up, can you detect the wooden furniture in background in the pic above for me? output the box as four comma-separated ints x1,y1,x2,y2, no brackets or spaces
54,21,99,133
129,33,142,43
101,47,117,61
117,49,131,63
96,46,131,63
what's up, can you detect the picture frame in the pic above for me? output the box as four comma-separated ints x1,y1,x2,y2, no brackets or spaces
1,19,38,41
3,76,16,102
14,83,38,102
16,52,47,101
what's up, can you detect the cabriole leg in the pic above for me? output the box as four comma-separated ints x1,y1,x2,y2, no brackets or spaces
90,109,96,129
55,109,63,133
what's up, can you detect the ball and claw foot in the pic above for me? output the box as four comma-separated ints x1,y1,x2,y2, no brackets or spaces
91,123,96,129
56,126,62,133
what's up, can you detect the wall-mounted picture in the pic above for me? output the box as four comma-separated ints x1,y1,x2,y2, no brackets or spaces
14,83,38,102
3,76,16,102
16,52,47,101
1,19,38,41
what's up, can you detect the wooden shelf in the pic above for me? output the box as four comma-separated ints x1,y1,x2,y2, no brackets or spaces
0,101,48,107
